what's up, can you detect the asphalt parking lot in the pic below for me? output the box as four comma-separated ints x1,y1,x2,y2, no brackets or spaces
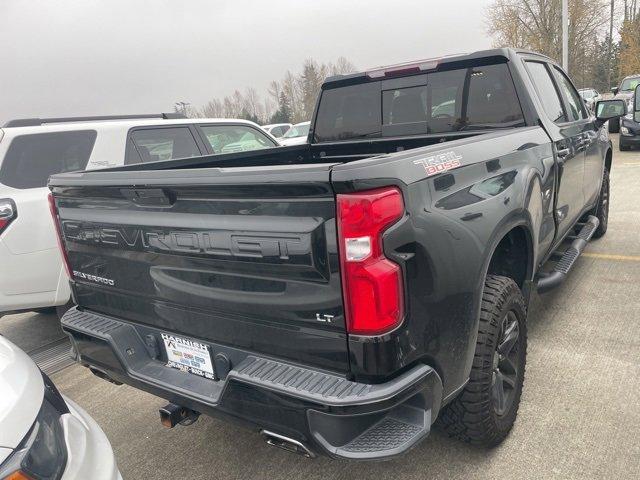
2,135,639,480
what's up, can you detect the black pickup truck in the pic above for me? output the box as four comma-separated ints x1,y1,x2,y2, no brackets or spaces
50,48,626,460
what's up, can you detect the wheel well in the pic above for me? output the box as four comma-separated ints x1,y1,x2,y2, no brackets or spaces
605,148,612,172
487,227,531,289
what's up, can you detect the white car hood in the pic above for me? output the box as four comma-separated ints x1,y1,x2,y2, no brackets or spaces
0,336,44,449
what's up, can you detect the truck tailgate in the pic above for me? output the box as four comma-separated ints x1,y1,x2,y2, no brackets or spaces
50,164,349,373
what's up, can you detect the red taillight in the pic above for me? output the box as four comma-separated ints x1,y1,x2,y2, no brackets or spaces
0,198,17,235
337,187,405,336
48,193,72,279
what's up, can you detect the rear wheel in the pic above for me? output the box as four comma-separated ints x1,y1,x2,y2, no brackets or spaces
437,275,527,446
591,169,610,239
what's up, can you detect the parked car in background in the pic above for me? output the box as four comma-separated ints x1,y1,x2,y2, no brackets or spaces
619,84,640,151
0,115,278,317
278,121,310,145
0,335,121,479
609,74,640,132
50,48,625,460
261,123,292,138
578,88,600,112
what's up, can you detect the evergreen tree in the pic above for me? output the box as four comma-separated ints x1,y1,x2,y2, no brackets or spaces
299,59,323,120
239,108,260,125
270,91,292,123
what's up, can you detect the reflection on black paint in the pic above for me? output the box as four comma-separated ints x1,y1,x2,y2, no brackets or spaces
434,173,456,191
486,158,501,173
435,171,517,210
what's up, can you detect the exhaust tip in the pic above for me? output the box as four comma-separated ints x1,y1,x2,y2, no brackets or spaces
260,430,315,458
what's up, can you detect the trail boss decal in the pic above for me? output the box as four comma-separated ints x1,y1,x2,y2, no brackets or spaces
413,151,463,176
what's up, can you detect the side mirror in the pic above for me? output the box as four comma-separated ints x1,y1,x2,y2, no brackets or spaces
611,87,619,95
595,99,627,129
635,84,640,123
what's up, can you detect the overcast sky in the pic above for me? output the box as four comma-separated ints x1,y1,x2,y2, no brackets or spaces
0,0,493,123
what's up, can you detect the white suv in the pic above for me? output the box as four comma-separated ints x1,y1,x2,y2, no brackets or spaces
0,114,279,315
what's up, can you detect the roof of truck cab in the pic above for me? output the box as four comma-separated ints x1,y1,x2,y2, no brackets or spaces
322,47,552,88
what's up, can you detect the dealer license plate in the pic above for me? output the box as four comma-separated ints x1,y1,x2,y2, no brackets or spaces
161,333,215,380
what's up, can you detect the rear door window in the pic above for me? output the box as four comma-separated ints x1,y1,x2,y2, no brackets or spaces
128,127,201,163
553,68,588,122
198,125,277,153
525,61,566,123
0,130,96,189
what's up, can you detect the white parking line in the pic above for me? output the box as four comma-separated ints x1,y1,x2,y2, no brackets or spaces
583,252,640,262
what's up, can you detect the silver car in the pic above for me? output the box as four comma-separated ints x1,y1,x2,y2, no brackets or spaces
0,335,121,479
578,88,600,113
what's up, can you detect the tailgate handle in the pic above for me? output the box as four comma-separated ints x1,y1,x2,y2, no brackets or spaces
121,188,174,207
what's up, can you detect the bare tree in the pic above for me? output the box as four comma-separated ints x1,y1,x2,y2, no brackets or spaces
174,101,199,118
196,57,357,124
258,98,274,124
619,11,640,77
200,98,224,118
267,80,282,108
243,87,260,118
329,56,357,76
486,0,612,79
608,0,615,88
282,70,303,122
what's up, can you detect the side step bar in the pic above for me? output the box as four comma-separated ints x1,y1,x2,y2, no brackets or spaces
537,215,599,294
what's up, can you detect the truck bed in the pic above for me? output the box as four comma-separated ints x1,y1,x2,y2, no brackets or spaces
50,126,547,378
102,131,484,172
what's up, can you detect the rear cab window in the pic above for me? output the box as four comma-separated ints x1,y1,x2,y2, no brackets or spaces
0,130,96,189
314,61,525,142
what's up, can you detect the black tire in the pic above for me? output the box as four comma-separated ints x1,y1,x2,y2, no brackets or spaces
609,117,620,133
437,275,527,446
591,168,610,239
